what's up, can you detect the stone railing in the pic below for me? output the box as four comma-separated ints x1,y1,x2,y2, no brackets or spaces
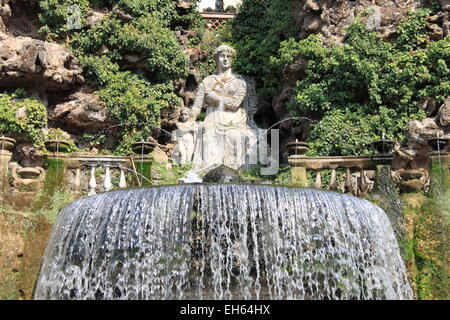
47,154,153,196
288,154,394,196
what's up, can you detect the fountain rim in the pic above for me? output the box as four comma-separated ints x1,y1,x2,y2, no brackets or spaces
78,182,377,205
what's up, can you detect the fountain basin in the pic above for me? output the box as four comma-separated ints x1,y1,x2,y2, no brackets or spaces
45,140,71,153
394,168,429,193
16,167,42,179
286,141,310,156
131,141,157,155
12,166,45,191
0,136,16,151
34,184,413,300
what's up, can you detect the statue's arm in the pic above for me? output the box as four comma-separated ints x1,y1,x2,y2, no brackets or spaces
222,80,247,111
192,82,206,118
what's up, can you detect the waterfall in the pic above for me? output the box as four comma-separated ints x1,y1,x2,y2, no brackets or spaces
34,185,413,300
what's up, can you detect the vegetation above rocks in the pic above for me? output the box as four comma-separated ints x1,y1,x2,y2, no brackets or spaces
282,12,449,156
0,90,48,147
229,0,297,97
229,3,449,156
37,0,204,154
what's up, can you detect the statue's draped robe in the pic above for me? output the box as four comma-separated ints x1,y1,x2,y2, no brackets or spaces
191,74,257,171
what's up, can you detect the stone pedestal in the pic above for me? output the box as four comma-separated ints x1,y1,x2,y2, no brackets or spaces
373,165,394,193
291,166,308,187
0,150,12,191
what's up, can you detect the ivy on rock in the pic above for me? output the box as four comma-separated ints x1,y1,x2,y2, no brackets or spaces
269,10,449,156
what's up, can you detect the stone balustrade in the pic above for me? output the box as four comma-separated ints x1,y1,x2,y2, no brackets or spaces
288,154,394,195
47,154,153,196
3,146,445,199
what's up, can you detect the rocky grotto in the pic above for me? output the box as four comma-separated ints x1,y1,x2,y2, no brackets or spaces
0,0,448,300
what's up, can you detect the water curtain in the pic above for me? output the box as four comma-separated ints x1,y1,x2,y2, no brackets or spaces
34,185,413,300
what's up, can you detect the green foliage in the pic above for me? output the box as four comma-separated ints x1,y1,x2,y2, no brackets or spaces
133,161,153,186
0,91,48,147
38,0,203,153
230,5,449,156
271,11,448,156
403,158,450,300
229,0,297,97
306,108,425,156
32,158,68,213
69,11,187,153
102,0,176,21
195,29,223,79
79,55,180,146
80,132,106,150
71,13,188,82
151,162,192,185
38,0,91,39
34,190,74,223
395,9,431,51
415,197,450,300
274,166,292,185
242,165,294,186
38,0,200,37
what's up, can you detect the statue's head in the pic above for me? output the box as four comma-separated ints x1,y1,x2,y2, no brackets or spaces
214,44,236,71
180,108,194,122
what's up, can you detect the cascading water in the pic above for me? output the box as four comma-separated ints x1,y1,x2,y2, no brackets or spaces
34,184,413,300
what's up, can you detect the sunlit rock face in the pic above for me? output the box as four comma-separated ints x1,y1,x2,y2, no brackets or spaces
34,185,413,300
0,36,84,91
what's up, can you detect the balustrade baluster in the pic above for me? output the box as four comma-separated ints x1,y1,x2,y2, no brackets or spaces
329,168,338,191
344,167,352,193
103,165,112,192
74,168,81,192
360,168,372,194
315,170,322,189
119,168,127,189
88,166,97,196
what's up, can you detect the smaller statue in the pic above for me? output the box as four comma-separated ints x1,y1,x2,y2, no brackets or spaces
174,108,197,165
215,0,224,12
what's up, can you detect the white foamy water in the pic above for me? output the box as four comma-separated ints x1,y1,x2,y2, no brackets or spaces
34,185,413,300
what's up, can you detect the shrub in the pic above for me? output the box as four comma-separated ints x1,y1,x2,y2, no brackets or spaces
0,91,48,147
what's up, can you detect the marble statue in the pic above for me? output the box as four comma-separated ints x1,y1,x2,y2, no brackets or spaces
175,108,197,165
186,44,257,172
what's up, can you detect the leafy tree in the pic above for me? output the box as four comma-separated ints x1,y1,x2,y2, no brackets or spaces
229,0,297,97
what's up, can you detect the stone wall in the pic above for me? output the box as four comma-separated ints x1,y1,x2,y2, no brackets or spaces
0,211,52,300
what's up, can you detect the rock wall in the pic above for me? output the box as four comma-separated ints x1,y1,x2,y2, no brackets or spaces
0,211,52,300
1,0,448,166
0,35,84,92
